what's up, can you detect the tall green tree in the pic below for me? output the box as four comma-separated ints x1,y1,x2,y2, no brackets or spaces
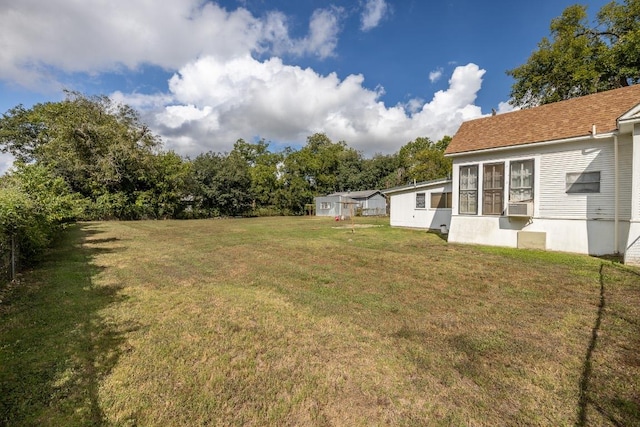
507,1,640,107
190,150,252,217
231,139,283,211
0,91,194,219
360,153,401,190
135,151,191,219
395,136,452,184
0,91,162,214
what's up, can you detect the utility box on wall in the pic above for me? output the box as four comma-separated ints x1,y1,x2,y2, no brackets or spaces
517,231,546,250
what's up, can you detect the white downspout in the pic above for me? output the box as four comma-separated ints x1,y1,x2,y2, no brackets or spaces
614,134,619,254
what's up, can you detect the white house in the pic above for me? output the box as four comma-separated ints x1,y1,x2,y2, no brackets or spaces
444,84,640,265
315,190,387,218
383,179,452,231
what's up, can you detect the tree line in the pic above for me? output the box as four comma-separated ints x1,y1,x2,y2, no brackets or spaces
0,91,451,258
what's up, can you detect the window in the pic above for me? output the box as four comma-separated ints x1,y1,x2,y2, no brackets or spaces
459,165,478,214
483,163,504,215
566,171,600,193
416,192,426,208
510,159,534,202
430,192,452,209
320,202,331,209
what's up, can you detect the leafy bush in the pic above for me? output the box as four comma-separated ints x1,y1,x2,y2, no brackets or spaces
0,163,84,264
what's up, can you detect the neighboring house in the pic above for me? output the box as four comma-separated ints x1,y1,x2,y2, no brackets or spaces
315,190,387,218
383,179,452,231
444,84,640,265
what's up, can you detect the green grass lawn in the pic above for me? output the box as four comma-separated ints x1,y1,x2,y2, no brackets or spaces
0,217,638,426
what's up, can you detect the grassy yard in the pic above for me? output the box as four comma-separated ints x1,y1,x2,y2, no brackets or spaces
0,217,638,426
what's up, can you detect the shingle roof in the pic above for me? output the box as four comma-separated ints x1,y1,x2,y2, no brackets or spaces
446,84,640,155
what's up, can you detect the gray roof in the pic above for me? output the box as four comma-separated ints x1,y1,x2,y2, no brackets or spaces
381,178,451,195
326,190,382,199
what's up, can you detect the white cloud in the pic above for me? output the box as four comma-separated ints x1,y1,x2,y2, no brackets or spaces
0,0,341,90
0,0,492,168
497,100,519,114
429,68,443,83
360,0,390,31
262,7,343,59
121,59,487,157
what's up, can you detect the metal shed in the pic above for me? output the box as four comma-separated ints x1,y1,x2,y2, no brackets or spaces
315,190,387,218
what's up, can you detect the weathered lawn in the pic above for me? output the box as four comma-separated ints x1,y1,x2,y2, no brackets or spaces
0,217,638,426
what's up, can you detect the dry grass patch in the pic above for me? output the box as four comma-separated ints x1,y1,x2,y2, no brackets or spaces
0,216,638,426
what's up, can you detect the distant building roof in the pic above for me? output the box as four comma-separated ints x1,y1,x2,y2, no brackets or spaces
446,84,640,155
382,178,451,195
326,190,382,199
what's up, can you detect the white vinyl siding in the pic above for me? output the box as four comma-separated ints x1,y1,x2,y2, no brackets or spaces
539,140,615,219
387,181,452,229
566,172,601,193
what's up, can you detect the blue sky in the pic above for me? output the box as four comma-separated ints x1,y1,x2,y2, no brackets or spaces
0,0,611,173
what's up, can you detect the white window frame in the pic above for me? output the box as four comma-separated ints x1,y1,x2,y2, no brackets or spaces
416,192,426,209
566,171,600,193
509,159,534,202
459,165,478,215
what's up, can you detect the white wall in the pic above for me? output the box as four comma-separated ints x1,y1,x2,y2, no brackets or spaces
388,183,452,230
449,136,632,256
448,215,629,255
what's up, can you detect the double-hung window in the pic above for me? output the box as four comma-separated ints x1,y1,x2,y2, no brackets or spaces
483,163,504,215
510,160,534,202
459,165,478,214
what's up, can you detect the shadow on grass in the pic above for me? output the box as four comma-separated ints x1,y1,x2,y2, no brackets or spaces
0,224,134,426
426,230,448,242
577,262,640,427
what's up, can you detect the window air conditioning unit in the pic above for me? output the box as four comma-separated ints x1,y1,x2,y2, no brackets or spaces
506,201,533,218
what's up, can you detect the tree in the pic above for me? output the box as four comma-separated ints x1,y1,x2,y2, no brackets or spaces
190,150,252,217
0,91,161,208
0,162,84,261
507,1,640,107
360,153,401,190
395,136,452,184
135,151,191,219
0,91,191,219
231,139,283,211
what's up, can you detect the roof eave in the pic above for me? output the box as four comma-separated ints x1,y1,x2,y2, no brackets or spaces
382,178,451,195
445,132,617,158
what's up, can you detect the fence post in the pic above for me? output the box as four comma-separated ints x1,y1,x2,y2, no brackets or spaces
11,234,16,282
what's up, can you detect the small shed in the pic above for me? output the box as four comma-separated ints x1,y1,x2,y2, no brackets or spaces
315,190,387,218
383,179,452,231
